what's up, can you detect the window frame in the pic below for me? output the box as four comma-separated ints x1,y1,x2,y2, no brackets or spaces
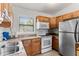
18,16,36,34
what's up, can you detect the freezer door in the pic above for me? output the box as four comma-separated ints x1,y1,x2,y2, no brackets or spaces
59,19,77,32
59,32,75,56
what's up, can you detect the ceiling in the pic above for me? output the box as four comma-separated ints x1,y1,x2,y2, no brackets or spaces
13,3,72,15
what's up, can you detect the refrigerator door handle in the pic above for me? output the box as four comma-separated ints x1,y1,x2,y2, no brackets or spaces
74,21,78,42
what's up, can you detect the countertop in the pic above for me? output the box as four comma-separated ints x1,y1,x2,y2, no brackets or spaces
0,36,41,43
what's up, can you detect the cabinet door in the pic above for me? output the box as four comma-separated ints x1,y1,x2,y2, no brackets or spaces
0,3,12,28
36,16,49,22
31,38,41,55
0,21,11,28
49,17,57,29
75,44,79,56
62,13,72,21
56,16,63,27
72,10,79,18
3,3,9,11
22,39,32,56
52,36,59,51
8,4,14,17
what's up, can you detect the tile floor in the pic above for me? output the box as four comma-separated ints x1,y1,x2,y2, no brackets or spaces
36,50,60,56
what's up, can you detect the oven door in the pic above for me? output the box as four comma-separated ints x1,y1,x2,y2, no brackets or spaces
41,36,52,49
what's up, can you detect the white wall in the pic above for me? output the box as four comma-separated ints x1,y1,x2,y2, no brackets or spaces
54,3,79,16
11,4,52,34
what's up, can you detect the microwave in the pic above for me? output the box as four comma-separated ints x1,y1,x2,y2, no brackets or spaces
37,22,49,29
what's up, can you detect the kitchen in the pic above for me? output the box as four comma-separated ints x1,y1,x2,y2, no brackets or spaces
0,3,79,56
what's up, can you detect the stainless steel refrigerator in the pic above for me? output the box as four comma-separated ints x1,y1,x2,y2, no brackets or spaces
59,19,79,56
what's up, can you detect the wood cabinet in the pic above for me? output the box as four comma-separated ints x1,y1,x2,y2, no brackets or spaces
8,4,14,17
0,20,11,28
31,38,41,55
49,17,57,29
3,3,9,10
75,44,79,56
52,35,59,51
36,16,49,22
62,13,73,21
22,38,41,56
72,10,79,18
56,16,63,27
0,3,13,28
22,39,32,56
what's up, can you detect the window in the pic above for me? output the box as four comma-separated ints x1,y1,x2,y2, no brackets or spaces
19,16,35,33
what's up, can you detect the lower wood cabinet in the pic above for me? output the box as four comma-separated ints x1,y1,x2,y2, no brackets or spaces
22,38,41,56
31,38,41,55
22,39,32,56
75,44,79,56
52,35,59,51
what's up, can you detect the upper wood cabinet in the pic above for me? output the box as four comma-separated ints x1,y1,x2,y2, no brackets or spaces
62,13,73,21
8,4,14,17
0,20,11,28
0,3,13,28
3,3,9,10
56,16,63,27
49,17,57,29
36,16,49,22
72,10,79,18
